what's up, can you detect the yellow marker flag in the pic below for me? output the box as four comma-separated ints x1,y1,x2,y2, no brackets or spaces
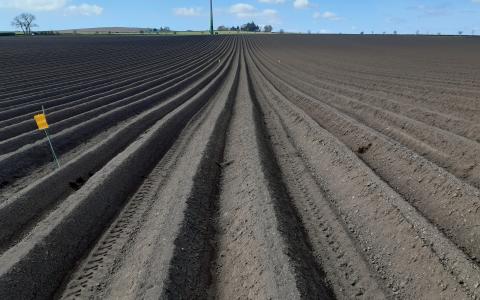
34,113,49,130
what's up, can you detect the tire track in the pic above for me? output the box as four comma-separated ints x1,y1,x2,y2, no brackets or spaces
2,34,480,300
0,38,235,253
211,44,334,299
58,38,240,300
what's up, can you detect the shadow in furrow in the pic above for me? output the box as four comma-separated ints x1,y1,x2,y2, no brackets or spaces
244,43,335,299
161,45,240,299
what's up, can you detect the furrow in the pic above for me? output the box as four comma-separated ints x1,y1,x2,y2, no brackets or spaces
249,41,480,298
0,39,234,189
253,45,480,189
0,37,236,300
0,39,235,253
210,42,333,299
0,38,230,145
251,38,480,127
0,38,207,102
251,37,480,119
58,38,240,300
251,38,480,262
0,37,217,126
245,44,389,299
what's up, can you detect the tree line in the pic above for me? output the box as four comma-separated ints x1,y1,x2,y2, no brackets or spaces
217,22,273,33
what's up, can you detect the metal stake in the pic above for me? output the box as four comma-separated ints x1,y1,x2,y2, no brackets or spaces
44,129,60,168
41,105,60,168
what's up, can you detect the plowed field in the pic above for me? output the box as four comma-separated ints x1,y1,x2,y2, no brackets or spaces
1,35,480,299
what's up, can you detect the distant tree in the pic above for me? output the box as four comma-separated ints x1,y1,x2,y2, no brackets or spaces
393,30,397,35
307,30,311,34
241,22,260,32
416,30,420,35
360,31,364,35
217,25,228,31
11,13,37,35
263,25,273,32
458,31,463,35
159,27,171,32
279,29,285,34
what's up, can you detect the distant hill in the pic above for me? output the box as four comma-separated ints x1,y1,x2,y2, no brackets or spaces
58,27,152,34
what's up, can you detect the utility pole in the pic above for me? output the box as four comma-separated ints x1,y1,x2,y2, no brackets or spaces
210,0,214,35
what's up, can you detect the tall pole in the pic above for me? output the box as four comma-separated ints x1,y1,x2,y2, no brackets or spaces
210,0,214,35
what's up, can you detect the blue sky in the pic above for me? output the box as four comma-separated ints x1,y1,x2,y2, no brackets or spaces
1,0,479,34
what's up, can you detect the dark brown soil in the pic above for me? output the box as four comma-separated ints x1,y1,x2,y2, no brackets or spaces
1,34,480,299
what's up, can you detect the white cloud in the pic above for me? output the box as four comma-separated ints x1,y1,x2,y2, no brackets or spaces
0,0,66,11
229,3,280,23
174,7,202,16
0,0,103,15
262,8,278,20
314,11,341,21
65,3,102,16
258,0,285,3
293,0,309,9
230,3,256,17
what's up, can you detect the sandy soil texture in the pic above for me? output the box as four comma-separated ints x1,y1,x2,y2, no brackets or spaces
1,34,480,299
